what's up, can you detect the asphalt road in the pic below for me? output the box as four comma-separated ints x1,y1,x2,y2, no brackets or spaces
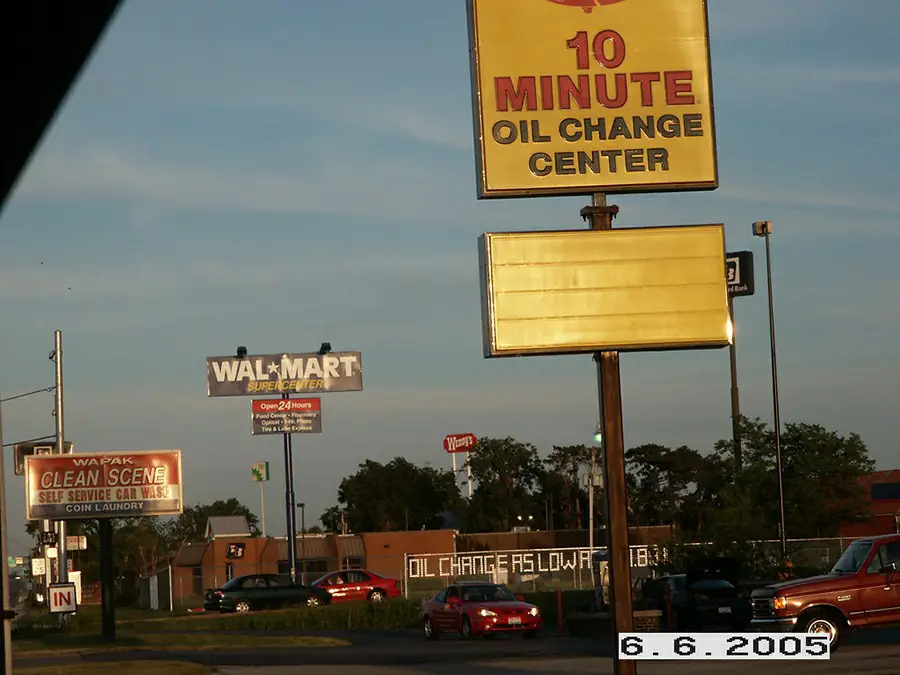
15,628,609,669
14,627,900,671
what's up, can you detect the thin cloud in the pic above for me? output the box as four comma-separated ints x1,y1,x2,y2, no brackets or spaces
715,182,900,219
0,250,473,301
708,0,849,37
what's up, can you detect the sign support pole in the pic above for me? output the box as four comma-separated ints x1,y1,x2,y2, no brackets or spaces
581,193,636,675
99,518,115,641
260,481,267,538
466,452,472,499
727,296,742,472
282,394,298,584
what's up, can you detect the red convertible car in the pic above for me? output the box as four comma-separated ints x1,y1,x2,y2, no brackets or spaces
420,581,542,640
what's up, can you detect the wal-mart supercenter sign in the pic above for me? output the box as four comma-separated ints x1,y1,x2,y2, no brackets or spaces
407,546,663,579
206,352,363,397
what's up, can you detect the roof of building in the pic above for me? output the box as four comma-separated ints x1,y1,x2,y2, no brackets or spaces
860,470,900,486
205,516,252,540
339,535,365,558
174,542,207,566
276,535,334,560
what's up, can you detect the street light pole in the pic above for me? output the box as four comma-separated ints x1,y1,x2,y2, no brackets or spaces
297,502,306,585
753,221,787,558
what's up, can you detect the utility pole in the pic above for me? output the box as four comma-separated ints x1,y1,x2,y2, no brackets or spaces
53,330,70,593
0,394,15,673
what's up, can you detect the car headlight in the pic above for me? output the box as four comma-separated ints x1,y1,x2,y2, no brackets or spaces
529,607,539,616
773,596,788,610
477,609,497,617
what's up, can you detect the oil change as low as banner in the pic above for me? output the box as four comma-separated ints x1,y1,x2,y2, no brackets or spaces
24,450,184,520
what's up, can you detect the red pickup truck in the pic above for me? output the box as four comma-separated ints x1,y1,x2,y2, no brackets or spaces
750,533,900,651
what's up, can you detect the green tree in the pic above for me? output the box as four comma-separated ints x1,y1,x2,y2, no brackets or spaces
319,505,343,533
466,437,545,532
625,443,712,529
541,445,592,529
25,517,168,593
709,416,875,541
330,457,463,532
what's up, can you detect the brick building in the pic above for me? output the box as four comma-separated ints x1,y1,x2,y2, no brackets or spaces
159,524,670,605
838,470,900,538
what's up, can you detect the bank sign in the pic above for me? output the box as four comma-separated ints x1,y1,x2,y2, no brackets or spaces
206,351,363,397
467,0,717,198
24,450,184,521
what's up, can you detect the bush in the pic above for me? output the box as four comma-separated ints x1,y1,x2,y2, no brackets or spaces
129,598,423,633
12,608,105,639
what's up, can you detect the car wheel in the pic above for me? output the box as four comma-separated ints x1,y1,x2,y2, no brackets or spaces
234,599,251,613
306,595,321,607
423,616,439,641
461,615,473,639
797,610,844,652
368,590,386,602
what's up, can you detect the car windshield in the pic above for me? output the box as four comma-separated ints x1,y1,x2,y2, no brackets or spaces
831,540,873,574
221,577,244,590
461,584,518,602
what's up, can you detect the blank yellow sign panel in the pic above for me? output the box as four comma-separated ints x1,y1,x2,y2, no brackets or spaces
478,225,732,357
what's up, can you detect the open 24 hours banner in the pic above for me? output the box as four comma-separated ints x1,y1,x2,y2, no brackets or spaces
467,0,717,198
25,450,184,520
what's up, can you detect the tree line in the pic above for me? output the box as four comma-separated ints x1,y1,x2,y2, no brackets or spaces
24,498,276,599
320,416,876,547
25,416,876,593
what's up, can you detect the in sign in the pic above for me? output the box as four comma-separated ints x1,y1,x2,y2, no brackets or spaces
444,433,477,454
49,582,77,614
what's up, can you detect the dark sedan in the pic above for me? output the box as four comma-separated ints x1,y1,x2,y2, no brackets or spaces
641,574,750,630
204,573,332,613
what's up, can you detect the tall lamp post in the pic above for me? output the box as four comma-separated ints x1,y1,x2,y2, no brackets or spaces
753,220,787,558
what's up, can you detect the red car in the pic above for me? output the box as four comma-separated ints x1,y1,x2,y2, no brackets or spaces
310,569,401,603
420,582,542,640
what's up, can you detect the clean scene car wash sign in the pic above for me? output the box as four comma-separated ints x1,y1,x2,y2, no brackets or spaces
467,0,717,197
206,351,363,396
24,450,184,520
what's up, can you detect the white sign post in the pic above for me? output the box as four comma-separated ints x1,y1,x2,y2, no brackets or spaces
251,461,270,537
48,582,77,614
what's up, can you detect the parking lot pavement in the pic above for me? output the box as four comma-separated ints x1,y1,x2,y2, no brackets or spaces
214,643,900,675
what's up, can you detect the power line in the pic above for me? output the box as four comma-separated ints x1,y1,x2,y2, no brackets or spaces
2,434,55,449
0,387,56,405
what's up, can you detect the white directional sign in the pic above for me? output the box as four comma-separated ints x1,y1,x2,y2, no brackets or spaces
49,582,77,613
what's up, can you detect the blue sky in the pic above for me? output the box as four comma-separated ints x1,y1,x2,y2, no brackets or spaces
2,0,899,554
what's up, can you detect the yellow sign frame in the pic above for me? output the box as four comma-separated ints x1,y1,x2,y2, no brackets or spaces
478,225,732,357
467,0,719,198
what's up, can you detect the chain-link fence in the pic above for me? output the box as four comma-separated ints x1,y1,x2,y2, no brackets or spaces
401,538,855,600
156,536,856,608
402,545,666,599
